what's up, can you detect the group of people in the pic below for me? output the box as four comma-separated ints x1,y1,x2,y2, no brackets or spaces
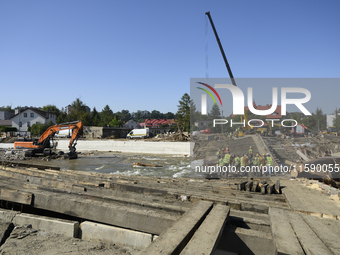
216,146,273,176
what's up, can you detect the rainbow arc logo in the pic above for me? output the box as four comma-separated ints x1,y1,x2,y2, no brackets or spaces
196,82,223,106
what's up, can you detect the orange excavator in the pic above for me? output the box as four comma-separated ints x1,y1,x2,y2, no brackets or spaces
14,121,83,159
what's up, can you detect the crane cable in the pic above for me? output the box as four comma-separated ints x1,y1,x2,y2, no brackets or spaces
205,15,209,79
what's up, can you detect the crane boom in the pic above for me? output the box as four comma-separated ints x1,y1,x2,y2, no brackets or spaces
205,11,250,133
205,11,236,87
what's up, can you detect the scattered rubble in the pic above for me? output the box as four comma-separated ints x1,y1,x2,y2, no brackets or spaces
154,131,190,141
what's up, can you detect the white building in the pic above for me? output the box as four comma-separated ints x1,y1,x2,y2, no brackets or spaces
326,114,340,128
11,108,57,132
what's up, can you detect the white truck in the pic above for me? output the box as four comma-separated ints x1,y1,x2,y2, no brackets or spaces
126,128,149,139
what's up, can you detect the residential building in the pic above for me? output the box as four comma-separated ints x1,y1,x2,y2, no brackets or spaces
0,120,12,128
124,120,139,129
144,119,177,128
0,111,14,120
11,108,57,132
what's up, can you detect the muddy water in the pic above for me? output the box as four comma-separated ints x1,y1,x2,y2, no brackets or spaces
40,154,194,178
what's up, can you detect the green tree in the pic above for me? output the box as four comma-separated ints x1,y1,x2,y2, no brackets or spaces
100,105,114,126
41,105,60,117
116,109,131,122
0,105,14,113
313,107,326,131
90,107,101,126
176,93,191,132
56,109,68,124
29,120,54,136
164,112,175,119
150,110,164,119
209,104,221,119
109,116,123,127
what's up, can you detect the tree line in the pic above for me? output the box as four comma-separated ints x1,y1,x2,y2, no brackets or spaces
1,97,337,135
0,95,192,135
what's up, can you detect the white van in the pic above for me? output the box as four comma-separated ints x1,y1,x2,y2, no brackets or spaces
126,128,149,139
55,129,72,138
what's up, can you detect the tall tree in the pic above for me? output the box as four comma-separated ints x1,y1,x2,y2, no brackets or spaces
176,93,191,132
100,105,114,126
90,107,101,126
209,104,221,119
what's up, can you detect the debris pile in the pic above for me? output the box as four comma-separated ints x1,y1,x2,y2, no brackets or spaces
0,148,70,162
0,149,25,161
153,131,190,141
281,136,340,161
104,135,116,139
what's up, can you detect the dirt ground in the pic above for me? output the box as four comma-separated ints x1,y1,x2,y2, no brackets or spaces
0,225,138,255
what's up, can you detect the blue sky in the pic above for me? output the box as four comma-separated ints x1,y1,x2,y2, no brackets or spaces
0,1,339,114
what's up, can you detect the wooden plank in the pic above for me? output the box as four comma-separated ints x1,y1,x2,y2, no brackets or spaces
237,181,247,191
0,188,32,205
288,211,333,255
261,184,268,195
301,214,340,254
245,181,253,192
138,200,213,255
268,208,304,255
180,205,230,255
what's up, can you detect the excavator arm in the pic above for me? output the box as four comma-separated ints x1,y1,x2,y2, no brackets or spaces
38,121,83,156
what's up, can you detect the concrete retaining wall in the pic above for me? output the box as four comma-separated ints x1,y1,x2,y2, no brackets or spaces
0,141,193,155
56,140,192,155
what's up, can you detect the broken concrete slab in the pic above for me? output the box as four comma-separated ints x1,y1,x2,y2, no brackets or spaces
80,221,153,249
13,213,79,238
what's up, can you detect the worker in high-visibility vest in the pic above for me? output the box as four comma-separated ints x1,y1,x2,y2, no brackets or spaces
223,152,231,177
219,157,224,167
249,146,253,162
234,155,240,172
253,154,259,176
240,154,248,176
223,153,231,166
216,149,221,160
266,153,273,176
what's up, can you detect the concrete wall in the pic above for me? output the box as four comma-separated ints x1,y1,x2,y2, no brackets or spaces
83,126,103,139
56,140,192,155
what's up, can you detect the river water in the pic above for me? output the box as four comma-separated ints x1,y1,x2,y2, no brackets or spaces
39,153,194,178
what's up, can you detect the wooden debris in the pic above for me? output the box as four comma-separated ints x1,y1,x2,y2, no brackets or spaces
133,163,163,167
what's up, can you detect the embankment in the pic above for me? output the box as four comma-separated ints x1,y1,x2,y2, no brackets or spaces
0,140,192,155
